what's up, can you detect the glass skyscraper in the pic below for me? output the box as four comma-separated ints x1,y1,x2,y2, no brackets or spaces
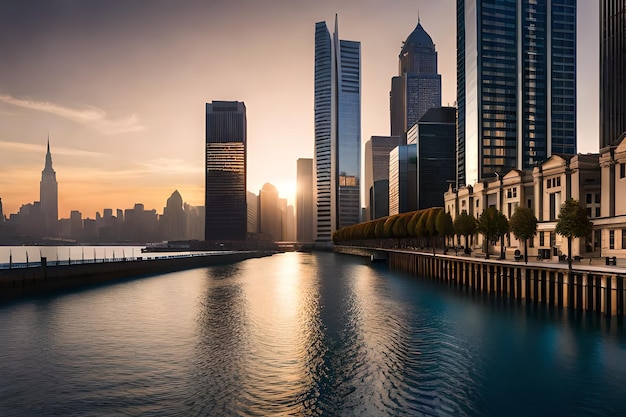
314,16,361,241
205,101,247,241
457,0,576,186
600,0,626,149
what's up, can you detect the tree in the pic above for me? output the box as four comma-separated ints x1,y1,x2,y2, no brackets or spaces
476,207,509,259
509,206,538,264
454,210,476,250
436,210,455,249
555,198,593,273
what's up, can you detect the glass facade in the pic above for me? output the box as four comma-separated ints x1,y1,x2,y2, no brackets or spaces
457,0,577,186
315,18,361,240
600,0,626,149
205,101,247,241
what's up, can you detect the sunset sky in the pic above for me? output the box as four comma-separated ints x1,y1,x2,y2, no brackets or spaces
0,0,599,219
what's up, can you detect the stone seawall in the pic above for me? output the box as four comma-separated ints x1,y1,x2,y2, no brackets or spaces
0,251,273,302
335,246,626,317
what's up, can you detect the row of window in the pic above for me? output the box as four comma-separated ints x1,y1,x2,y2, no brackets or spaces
546,177,561,188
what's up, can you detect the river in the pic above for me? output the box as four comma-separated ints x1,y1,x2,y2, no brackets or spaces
0,251,625,416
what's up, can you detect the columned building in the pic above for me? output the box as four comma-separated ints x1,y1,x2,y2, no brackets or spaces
390,17,441,139
600,0,626,149
205,101,247,241
40,139,58,237
457,0,577,186
314,16,361,242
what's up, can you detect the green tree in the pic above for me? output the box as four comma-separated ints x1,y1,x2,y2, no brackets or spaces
555,198,593,273
453,210,476,251
509,206,538,264
436,210,455,249
374,218,387,238
383,216,398,238
476,207,509,259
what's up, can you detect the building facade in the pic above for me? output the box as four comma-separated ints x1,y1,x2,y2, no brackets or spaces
314,16,361,242
389,144,417,216
296,158,314,242
364,135,401,220
457,0,577,186
40,139,58,237
390,18,442,139
600,0,626,149
408,107,457,210
205,101,247,241
259,183,282,242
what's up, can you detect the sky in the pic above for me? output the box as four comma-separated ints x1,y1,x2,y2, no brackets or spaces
0,0,599,219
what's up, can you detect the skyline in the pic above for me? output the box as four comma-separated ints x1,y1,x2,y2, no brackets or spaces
0,0,600,218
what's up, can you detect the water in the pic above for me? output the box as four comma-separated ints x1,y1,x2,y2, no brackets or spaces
0,252,625,416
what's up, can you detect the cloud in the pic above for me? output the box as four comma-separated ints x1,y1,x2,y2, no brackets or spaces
0,140,109,158
0,94,145,135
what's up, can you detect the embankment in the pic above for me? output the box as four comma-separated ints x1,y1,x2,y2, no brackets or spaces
336,246,626,317
0,251,273,302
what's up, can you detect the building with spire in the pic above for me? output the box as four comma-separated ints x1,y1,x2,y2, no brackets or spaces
390,15,442,139
314,15,361,242
40,139,58,236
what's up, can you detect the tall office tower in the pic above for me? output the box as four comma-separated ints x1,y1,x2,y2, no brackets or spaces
390,17,442,138
296,158,314,242
407,107,457,209
600,0,626,149
457,0,577,186
389,144,418,216
246,191,259,234
259,183,282,242
314,16,361,241
160,190,186,241
40,139,58,236
205,101,247,241
364,135,401,220
0,197,4,221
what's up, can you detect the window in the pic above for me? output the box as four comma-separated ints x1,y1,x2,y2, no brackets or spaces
476,199,480,207
620,163,625,179
623,229,626,249
539,232,545,247
596,207,600,218
595,193,600,204
586,193,592,204
546,179,552,189
556,177,561,187
610,230,615,250
529,235,534,248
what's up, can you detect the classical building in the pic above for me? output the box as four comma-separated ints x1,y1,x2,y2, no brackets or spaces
390,17,441,139
445,153,604,260
457,0,577,186
600,0,626,149
205,101,247,241
314,16,361,241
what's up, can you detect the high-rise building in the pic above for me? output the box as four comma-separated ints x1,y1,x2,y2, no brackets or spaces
364,135,401,220
40,139,58,236
389,145,417,215
457,0,577,186
600,0,626,149
407,107,457,209
247,190,259,234
259,183,282,242
160,190,186,241
390,17,442,139
296,158,314,242
314,16,361,242
205,101,247,241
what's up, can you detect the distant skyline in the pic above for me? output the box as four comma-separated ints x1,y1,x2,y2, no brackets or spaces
0,0,599,218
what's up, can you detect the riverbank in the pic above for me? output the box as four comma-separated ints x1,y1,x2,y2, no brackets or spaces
335,246,626,317
0,250,274,302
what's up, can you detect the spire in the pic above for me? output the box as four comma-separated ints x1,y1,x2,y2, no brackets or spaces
43,136,55,175
418,9,420,25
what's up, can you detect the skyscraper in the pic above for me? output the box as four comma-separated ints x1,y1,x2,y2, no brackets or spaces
457,0,577,186
390,17,442,139
40,139,58,236
600,0,626,149
296,158,314,242
364,135,401,220
205,101,247,241
314,16,361,241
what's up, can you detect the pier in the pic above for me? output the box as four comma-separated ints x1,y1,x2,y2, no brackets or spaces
335,246,626,317
0,250,273,302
